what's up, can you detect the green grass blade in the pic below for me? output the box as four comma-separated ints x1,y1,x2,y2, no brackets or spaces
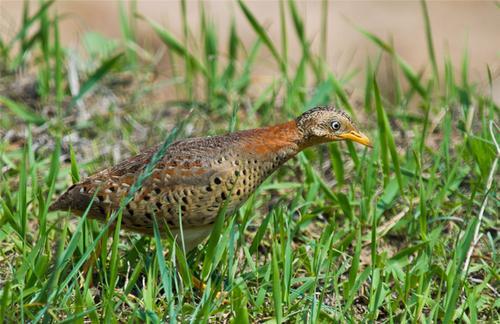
140,15,207,77
201,199,229,281
53,14,64,110
288,0,320,80
358,27,427,98
356,27,394,54
249,211,273,254
40,137,61,237
373,79,403,191
8,0,55,48
306,78,333,108
221,19,238,83
119,0,137,67
235,39,262,94
232,284,250,323
0,96,45,125
0,281,11,321
396,57,427,99
373,80,390,186
420,0,439,84
461,47,469,89
345,227,362,307
237,0,286,75
271,242,283,323
69,144,80,184
279,0,288,71
152,214,175,321
328,143,344,188
329,73,354,114
103,210,123,321
443,218,478,323
203,16,218,105
18,142,29,240
69,52,124,108
364,58,374,112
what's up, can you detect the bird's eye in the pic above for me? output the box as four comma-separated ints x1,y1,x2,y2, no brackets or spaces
331,121,341,131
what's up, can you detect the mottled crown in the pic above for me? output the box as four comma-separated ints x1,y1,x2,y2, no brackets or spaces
296,106,352,128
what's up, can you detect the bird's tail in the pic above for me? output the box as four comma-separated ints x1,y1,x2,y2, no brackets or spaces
48,184,76,212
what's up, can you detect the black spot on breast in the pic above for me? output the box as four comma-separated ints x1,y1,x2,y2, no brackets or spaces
154,188,161,194
235,170,240,176
221,192,227,200
181,205,187,212
206,186,213,192
144,195,150,201
145,212,153,220
236,189,241,196
156,202,162,208
214,177,222,185
182,197,188,204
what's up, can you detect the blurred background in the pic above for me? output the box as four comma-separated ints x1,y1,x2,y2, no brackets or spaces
2,1,499,101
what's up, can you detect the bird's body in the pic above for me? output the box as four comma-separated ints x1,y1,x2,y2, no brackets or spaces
50,106,371,250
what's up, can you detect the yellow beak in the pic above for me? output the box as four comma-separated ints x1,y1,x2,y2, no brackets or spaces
338,130,372,147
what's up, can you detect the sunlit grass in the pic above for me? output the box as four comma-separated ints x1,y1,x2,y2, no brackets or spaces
0,0,498,322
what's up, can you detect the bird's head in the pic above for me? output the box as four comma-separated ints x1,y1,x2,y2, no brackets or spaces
296,106,372,148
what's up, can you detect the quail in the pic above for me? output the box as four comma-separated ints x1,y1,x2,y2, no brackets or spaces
50,106,371,251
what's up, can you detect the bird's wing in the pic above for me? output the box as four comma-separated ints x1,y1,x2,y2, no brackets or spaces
49,139,235,231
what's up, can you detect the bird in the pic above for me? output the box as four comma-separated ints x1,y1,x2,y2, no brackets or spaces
49,106,371,251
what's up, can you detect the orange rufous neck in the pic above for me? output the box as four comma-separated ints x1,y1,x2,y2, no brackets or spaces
240,120,304,157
